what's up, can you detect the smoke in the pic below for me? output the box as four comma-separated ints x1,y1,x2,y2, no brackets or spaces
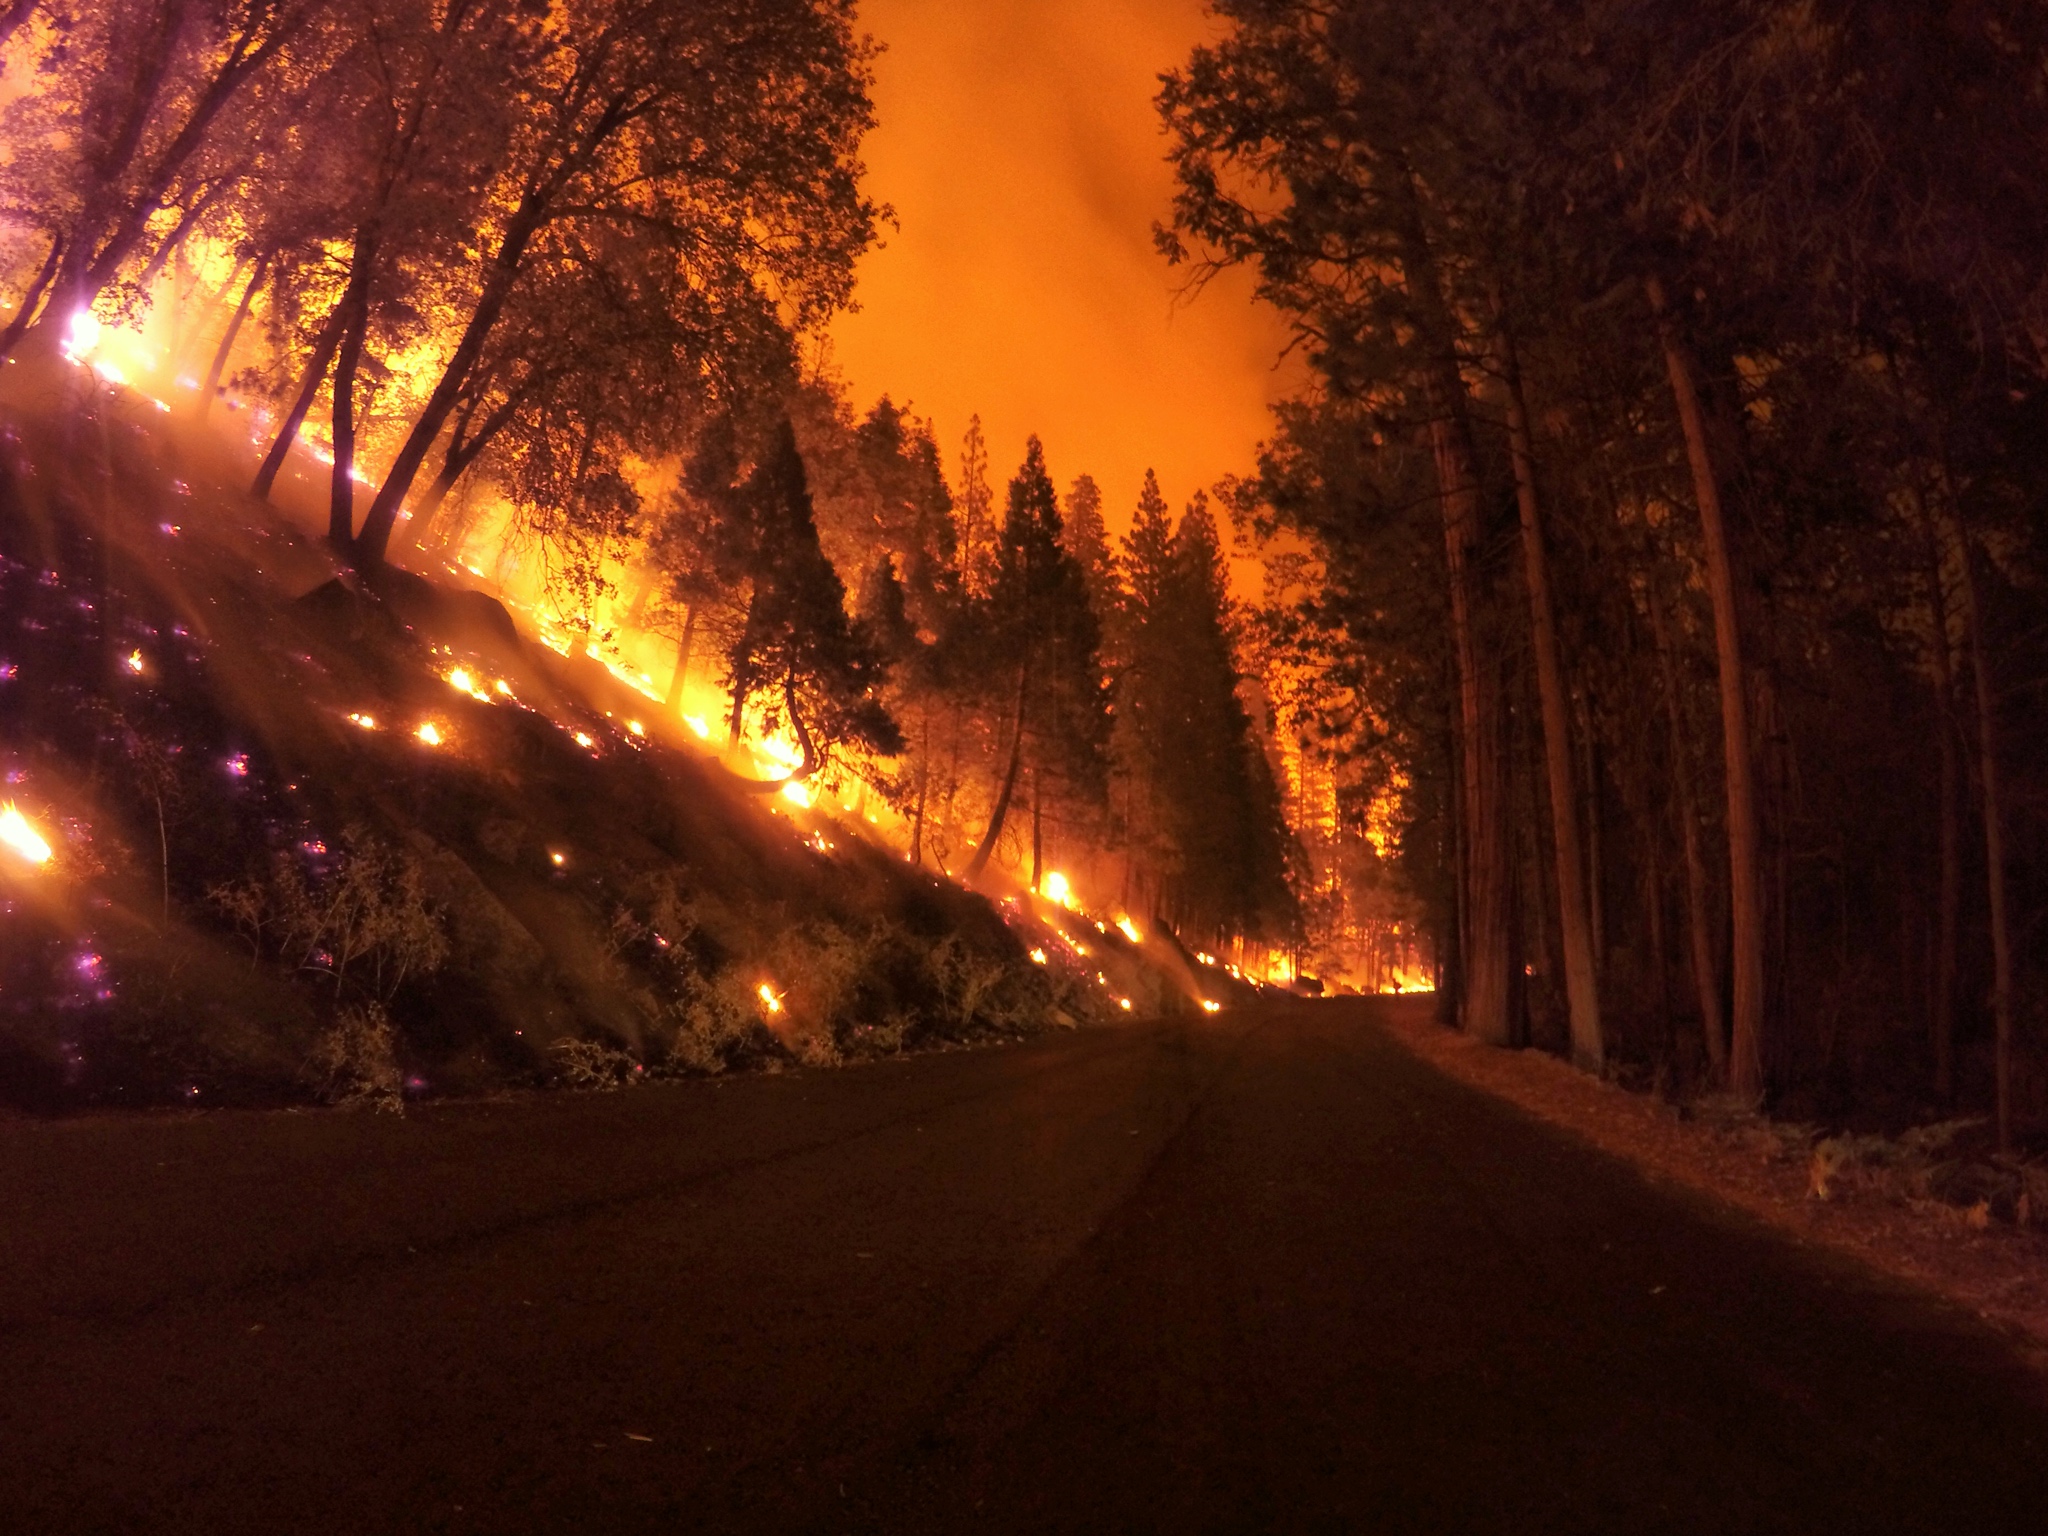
834,0,1302,532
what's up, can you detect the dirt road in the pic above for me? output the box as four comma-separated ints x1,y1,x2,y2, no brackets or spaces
4,998,2044,1533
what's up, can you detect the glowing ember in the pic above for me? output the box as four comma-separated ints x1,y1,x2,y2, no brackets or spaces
124,650,145,674
446,668,494,703
757,983,784,1015
348,712,378,730
1116,917,1142,943
1201,1000,1222,1014
415,722,445,747
0,804,52,865
1029,947,1049,965
549,851,566,867
224,754,249,778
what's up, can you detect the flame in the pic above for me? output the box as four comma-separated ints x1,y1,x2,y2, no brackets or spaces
682,715,710,739
124,650,145,674
416,722,445,746
572,731,595,750
757,982,784,1015
1200,1000,1222,1014
348,712,378,730
1117,997,1133,1011
549,851,566,867
494,679,513,697
1115,916,1142,944
1029,947,1048,964
0,804,52,865
627,720,645,737
780,780,813,808
66,311,101,354
447,667,492,702
1041,870,1079,908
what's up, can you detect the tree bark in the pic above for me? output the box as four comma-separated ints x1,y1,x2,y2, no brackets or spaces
967,665,1029,878
1648,580,1727,1082
1030,768,1044,891
253,298,346,499
0,233,62,358
1498,322,1602,1070
194,250,268,421
1647,276,1765,1100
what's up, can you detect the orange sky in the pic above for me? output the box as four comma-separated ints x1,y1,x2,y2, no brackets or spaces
829,0,1301,537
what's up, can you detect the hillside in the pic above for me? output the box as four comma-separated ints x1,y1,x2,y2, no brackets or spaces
0,357,1228,1112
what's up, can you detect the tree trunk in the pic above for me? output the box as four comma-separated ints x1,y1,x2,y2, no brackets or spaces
1030,768,1044,891
665,608,696,710
1648,581,1727,1081
1917,513,1962,1103
1498,322,1602,1070
1941,507,2015,1152
1391,165,1510,1045
1647,276,1765,1100
253,299,346,499
194,250,268,421
355,190,552,562
0,233,63,359
327,237,375,550
967,665,1029,878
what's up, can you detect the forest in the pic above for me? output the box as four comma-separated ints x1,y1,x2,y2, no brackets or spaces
1158,0,2048,1144
0,0,2043,1146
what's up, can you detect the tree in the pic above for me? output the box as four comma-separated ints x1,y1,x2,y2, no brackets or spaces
716,419,902,783
964,437,1108,881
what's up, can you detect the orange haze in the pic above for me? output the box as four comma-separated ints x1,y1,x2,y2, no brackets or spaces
831,0,1301,536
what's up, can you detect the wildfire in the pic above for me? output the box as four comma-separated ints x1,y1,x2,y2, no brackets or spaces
0,803,53,865
757,983,785,1015
1115,917,1142,944
627,720,645,737
781,781,813,808
1041,871,1078,909
573,731,595,750
1029,947,1048,965
415,722,445,747
447,667,492,702
683,715,710,740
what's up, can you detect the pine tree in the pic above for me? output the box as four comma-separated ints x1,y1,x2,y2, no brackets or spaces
719,421,903,781
965,437,1109,880
955,413,997,599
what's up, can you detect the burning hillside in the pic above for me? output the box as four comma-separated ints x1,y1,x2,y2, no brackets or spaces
0,359,1227,1112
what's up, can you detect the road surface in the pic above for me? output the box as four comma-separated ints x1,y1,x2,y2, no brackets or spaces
4,998,2045,1533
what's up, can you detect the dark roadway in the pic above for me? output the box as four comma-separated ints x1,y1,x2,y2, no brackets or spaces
4,998,2046,1534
